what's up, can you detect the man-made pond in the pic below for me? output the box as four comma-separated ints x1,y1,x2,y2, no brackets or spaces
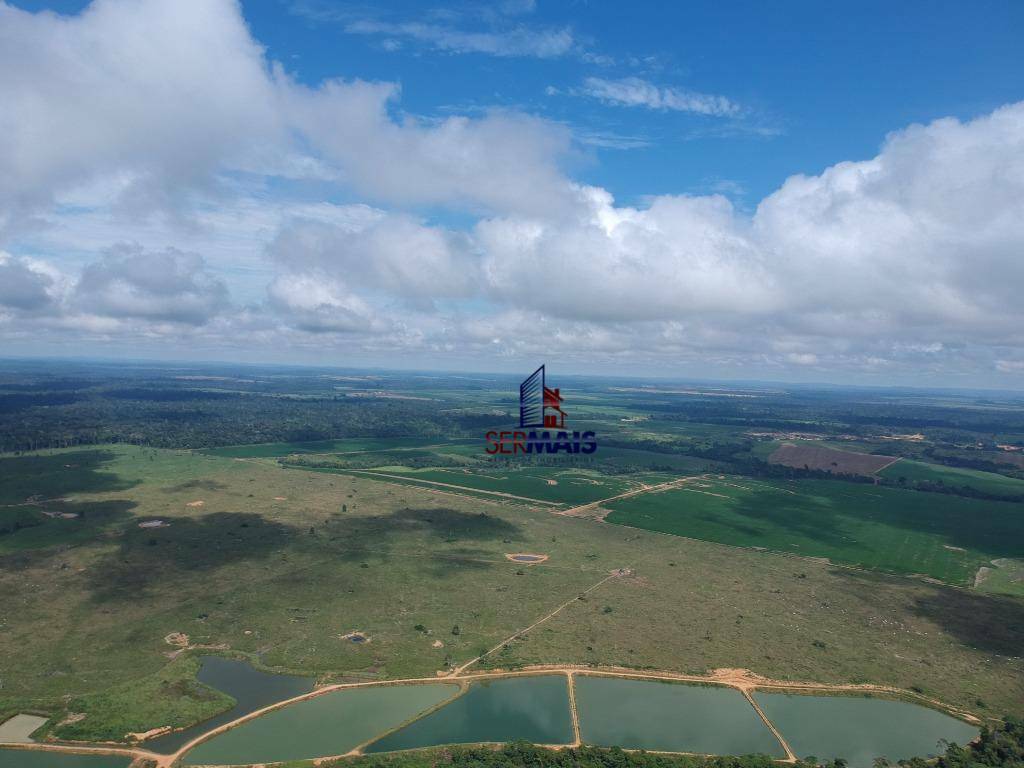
364,675,574,753
183,683,457,765
506,554,548,563
575,676,785,756
147,656,314,753
159,660,978,767
0,750,131,768
754,692,980,768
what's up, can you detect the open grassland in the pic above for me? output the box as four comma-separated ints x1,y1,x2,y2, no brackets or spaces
975,558,1024,598
879,459,1024,498
603,477,1024,585
37,655,234,742
0,445,1022,744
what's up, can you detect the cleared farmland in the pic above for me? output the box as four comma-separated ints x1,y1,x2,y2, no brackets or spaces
768,443,897,476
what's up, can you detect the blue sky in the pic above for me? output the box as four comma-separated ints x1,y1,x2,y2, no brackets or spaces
1,0,1023,385
257,0,1024,205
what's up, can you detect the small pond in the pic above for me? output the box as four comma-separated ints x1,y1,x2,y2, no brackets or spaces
365,675,574,753
754,692,980,768
182,683,458,765
85,656,981,767
147,655,314,753
575,676,785,756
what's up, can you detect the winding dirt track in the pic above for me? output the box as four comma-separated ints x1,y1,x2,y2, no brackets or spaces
556,476,696,518
450,571,619,675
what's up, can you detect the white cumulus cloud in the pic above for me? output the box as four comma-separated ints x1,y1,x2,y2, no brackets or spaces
2,0,1023,383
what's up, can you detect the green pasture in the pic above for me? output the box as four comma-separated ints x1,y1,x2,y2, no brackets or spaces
975,558,1024,598
604,477,1024,585
880,459,1024,498
199,437,467,459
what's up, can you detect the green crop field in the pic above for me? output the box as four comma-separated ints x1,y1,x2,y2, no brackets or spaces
603,477,1024,585
590,446,717,473
879,459,1024,498
199,437,471,459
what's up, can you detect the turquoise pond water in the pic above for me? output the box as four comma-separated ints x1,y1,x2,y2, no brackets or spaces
136,661,980,766
365,675,574,753
575,676,785,756
755,692,980,768
148,655,314,754
183,683,458,765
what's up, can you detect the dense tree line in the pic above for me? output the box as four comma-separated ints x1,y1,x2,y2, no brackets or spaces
315,721,1024,768
894,716,1024,768
921,449,1024,480
0,391,508,452
324,742,834,768
0,362,516,452
879,476,1024,503
4,362,1024,463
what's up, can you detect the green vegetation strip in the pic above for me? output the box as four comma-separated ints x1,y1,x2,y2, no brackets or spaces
604,477,1024,585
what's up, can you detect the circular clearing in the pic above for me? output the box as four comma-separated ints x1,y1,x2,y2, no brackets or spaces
505,553,549,564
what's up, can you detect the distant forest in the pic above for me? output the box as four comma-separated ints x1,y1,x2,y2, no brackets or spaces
2,361,1024,472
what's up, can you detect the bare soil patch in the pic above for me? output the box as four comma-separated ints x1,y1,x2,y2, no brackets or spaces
993,451,1024,469
974,566,993,588
164,632,190,648
125,725,171,742
769,443,897,476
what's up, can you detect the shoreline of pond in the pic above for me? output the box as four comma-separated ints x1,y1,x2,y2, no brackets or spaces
1,660,987,768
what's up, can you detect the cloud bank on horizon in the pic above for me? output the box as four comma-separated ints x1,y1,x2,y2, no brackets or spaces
1,0,1023,385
